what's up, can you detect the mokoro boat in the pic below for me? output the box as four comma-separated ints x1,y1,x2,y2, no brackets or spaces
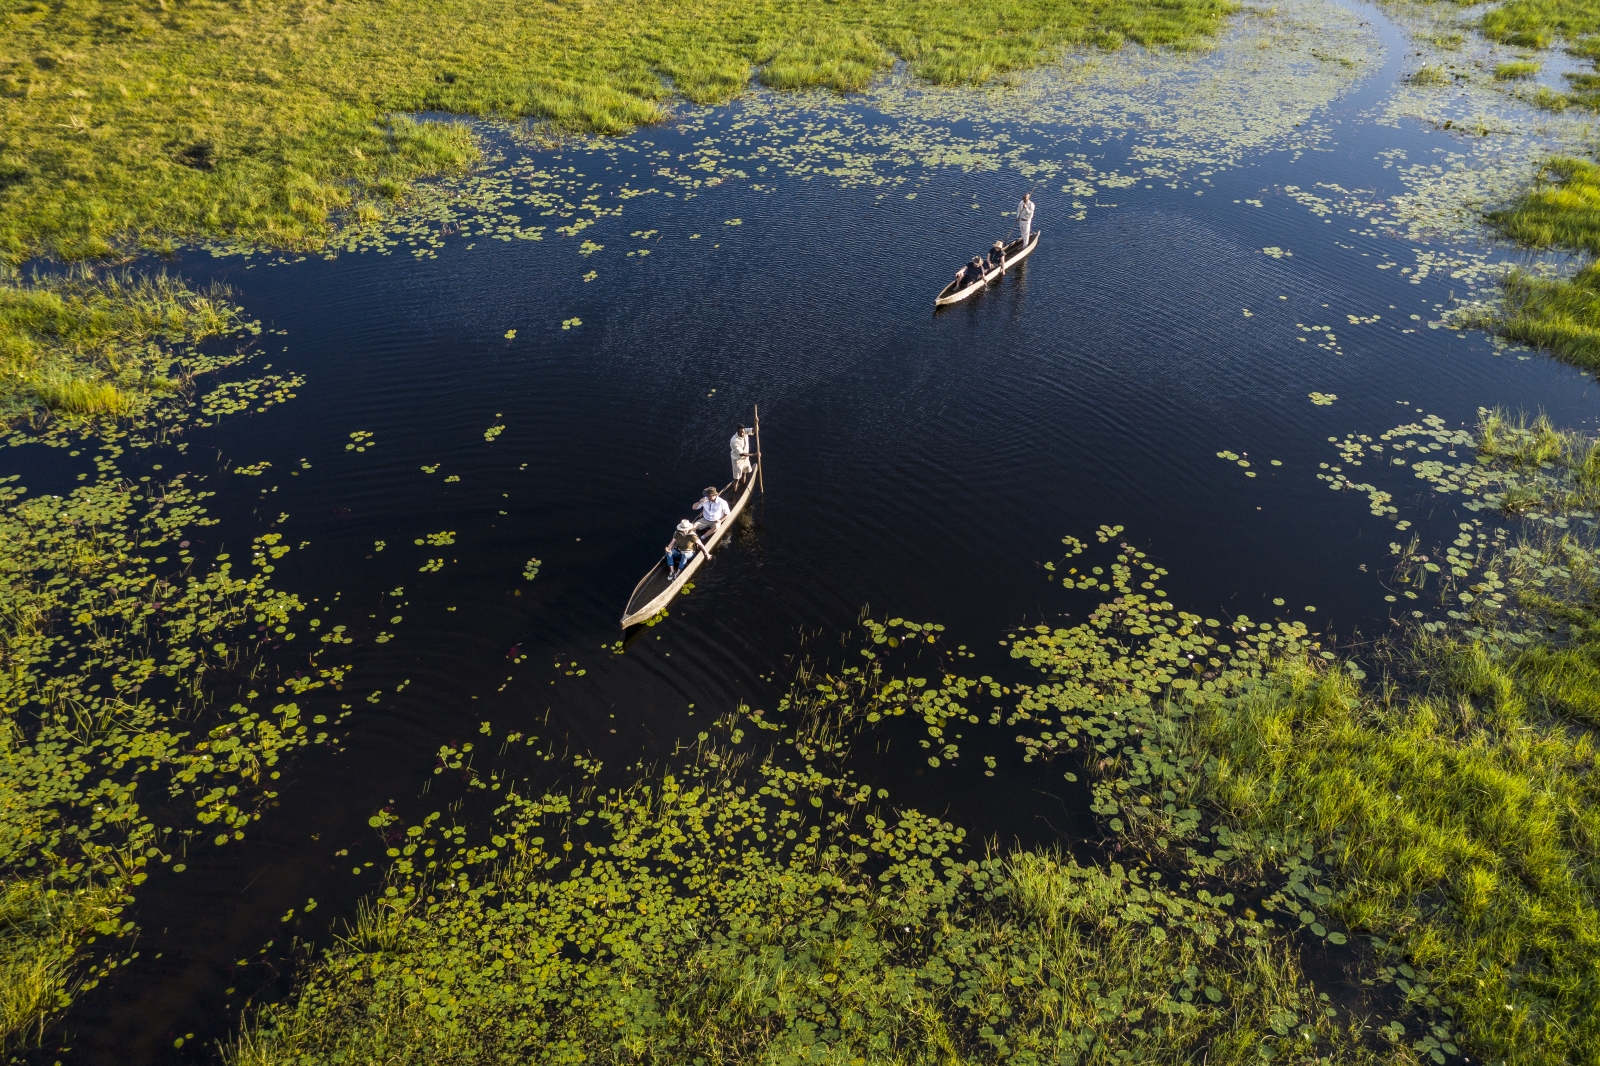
620,458,761,628
933,230,1041,307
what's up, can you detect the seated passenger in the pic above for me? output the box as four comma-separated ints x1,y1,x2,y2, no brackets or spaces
988,240,1006,269
664,519,705,578
692,486,730,534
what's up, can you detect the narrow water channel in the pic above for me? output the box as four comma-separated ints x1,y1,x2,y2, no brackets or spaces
14,0,1595,1060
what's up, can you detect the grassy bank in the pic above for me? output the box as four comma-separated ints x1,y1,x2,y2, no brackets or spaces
2,0,1235,264
0,0,1235,424
1483,157,1600,368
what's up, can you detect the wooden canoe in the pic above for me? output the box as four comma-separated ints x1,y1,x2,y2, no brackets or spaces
934,230,1041,307
620,459,761,628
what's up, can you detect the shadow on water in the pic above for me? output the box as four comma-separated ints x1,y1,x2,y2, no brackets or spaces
11,0,1598,1059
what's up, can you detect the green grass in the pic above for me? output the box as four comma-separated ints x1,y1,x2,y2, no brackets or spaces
1494,157,1600,254
228,755,1385,1066
0,268,242,421
1474,406,1600,515
1482,156,1600,369
1,0,1237,264
1183,649,1600,1065
1482,0,1600,50
0,878,119,1056
1493,264,1600,369
1409,64,1453,86
1494,59,1541,79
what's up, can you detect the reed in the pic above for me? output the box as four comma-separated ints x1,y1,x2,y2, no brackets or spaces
0,878,119,1055
0,268,242,423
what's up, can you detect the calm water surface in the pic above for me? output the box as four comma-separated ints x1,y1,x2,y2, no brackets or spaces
16,1,1597,1060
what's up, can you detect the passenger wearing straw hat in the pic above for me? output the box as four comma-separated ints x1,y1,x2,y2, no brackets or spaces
664,520,706,579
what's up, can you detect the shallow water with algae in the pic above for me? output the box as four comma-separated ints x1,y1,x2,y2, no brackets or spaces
6,0,1600,1061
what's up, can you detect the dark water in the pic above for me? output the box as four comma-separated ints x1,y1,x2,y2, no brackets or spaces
14,0,1598,1060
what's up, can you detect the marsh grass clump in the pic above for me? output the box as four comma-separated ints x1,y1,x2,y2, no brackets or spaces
1483,0,1600,51
1481,407,1570,457
1,0,1237,261
1483,156,1600,368
1408,64,1453,86
0,268,245,425
1493,59,1540,79
1494,263,1600,369
29,380,132,419
1489,156,1600,253
0,878,119,1055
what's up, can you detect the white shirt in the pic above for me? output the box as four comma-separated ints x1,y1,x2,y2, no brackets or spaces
1017,198,1035,222
730,432,751,461
696,496,730,522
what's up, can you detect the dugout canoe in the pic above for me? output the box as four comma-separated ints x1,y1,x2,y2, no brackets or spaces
934,230,1040,307
620,429,763,628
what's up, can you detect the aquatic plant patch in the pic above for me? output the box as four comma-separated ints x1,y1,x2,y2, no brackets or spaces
0,445,367,1046
231,736,1385,1066
0,305,379,1051
231,523,1462,1066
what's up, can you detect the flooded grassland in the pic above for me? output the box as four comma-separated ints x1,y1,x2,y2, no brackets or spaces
3,0,1600,1063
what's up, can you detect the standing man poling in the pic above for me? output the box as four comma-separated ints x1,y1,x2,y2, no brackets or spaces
1016,191,1035,245
730,425,754,486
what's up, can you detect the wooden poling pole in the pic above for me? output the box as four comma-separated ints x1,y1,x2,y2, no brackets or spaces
754,405,765,494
